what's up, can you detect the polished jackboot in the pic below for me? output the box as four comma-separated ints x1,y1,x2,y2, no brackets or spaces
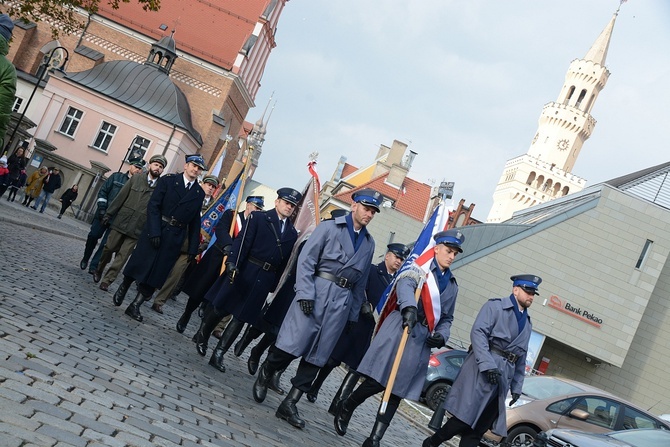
334,395,362,436
233,325,260,357
275,386,305,429
193,306,224,357
362,420,390,447
253,360,273,403
208,318,244,372
113,277,133,306
247,333,273,375
176,311,190,333
124,292,149,322
307,363,335,403
268,368,286,395
328,371,360,415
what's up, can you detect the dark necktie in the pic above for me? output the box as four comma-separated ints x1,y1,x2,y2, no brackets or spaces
185,181,191,191
280,220,285,234
149,179,154,187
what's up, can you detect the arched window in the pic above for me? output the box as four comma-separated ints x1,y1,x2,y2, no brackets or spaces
526,171,536,185
553,182,562,196
562,186,570,196
535,175,545,190
564,86,575,105
575,89,587,109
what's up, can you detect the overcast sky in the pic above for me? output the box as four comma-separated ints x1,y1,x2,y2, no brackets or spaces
250,0,670,222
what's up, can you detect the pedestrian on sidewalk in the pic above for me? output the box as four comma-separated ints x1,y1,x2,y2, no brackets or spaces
114,154,205,323
252,188,380,430
57,185,78,218
31,167,61,213
422,274,540,447
22,167,48,207
334,230,464,447
0,155,9,197
5,146,27,201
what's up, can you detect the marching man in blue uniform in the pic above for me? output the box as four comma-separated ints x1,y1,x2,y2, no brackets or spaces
335,229,464,447
423,274,541,447
252,188,382,430
193,187,301,371
113,154,206,323
306,243,410,408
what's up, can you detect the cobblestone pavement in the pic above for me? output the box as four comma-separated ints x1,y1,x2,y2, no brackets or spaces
0,200,461,447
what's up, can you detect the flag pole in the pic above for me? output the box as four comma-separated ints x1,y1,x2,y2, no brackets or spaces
379,278,424,415
219,143,255,276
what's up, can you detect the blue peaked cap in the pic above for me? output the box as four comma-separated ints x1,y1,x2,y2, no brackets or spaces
185,154,207,169
511,274,542,295
433,229,465,253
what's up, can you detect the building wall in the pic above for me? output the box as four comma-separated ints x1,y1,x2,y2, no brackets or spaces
365,208,424,260
449,186,670,413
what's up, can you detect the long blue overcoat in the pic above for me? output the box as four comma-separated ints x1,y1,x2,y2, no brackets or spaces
443,295,532,437
356,260,458,400
204,209,297,323
330,260,392,369
123,173,204,289
274,215,375,367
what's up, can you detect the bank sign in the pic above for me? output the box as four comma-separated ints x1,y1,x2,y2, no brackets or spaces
548,295,603,328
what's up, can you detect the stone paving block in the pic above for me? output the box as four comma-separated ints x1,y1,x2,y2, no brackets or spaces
80,429,126,447
96,415,152,439
0,434,24,447
31,411,84,435
6,381,60,405
0,422,58,446
69,414,118,437
5,355,56,377
35,425,88,447
23,399,73,420
113,432,155,447
59,400,100,421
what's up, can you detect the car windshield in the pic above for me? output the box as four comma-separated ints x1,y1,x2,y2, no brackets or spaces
609,429,670,447
521,377,584,400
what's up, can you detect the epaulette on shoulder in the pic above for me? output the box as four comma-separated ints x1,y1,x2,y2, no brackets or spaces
489,297,502,302
396,264,425,284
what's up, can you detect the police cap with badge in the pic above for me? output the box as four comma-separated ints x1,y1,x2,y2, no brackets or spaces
387,243,410,260
246,195,265,210
277,187,302,206
433,229,465,253
351,188,383,213
149,154,168,168
510,274,542,296
185,154,207,170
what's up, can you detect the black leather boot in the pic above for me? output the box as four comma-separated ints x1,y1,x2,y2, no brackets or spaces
247,333,273,375
334,395,362,436
176,311,190,334
113,277,133,306
124,292,149,322
234,324,260,357
253,360,273,403
193,306,224,357
362,420,390,447
208,318,244,372
328,371,360,415
268,368,286,395
422,435,439,447
275,386,305,429
307,363,334,403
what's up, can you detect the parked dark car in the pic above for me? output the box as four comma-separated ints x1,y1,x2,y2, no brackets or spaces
482,376,670,446
421,348,468,410
533,428,670,447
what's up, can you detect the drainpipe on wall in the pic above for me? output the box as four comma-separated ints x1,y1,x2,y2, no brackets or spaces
162,124,176,157
77,13,93,48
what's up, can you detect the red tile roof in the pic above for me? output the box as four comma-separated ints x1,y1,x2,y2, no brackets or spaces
340,163,358,178
333,174,433,222
97,0,268,69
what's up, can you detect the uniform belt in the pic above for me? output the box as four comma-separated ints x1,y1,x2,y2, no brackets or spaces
490,346,519,363
162,216,186,228
248,256,277,272
314,271,353,289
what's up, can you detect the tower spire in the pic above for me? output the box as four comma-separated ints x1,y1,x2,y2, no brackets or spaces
583,12,617,66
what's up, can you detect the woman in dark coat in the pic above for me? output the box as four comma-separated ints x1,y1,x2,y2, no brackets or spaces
5,147,27,201
57,184,78,219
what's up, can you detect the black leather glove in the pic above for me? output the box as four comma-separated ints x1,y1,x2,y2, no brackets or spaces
150,236,161,249
225,262,238,280
345,320,356,334
359,301,374,321
485,368,502,385
221,244,233,256
101,215,111,227
97,207,107,220
187,254,196,264
197,242,208,254
426,332,445,348
299,299,314,315
509,393,521,406
401,306,418,334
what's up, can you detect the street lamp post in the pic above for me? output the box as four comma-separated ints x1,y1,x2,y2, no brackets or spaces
5,46,70,152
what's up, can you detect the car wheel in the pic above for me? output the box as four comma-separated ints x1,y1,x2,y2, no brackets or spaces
505,426,538,446
424,382,452,411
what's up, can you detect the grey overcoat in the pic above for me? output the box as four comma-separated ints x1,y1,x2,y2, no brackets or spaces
443,295,532,437
274,215,374,367
356,261,458,400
